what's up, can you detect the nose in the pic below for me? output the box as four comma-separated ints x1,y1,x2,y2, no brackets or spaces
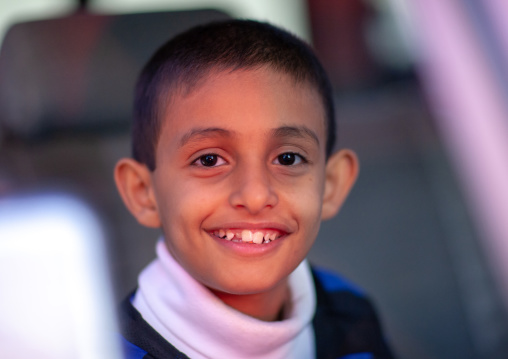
228,161,278,214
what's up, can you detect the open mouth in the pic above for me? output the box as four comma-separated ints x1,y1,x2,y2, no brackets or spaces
211,229,283,244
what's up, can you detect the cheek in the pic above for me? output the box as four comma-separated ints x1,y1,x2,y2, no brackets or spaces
156,174,223,238
282,173,324,228
158,185,209,266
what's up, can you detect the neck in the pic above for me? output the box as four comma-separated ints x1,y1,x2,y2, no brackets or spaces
209,280,290,322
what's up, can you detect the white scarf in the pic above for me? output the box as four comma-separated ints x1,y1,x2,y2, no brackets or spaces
133,240,316,359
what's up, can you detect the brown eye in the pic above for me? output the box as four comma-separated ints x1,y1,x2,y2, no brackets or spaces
278,153,295,165
192,153,227,167
200,154,218,166
275,152,305,166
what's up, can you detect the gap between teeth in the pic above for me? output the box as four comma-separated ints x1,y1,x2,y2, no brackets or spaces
213,229,279,244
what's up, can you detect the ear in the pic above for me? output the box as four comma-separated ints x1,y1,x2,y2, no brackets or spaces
321,149,359,220
114,158,161,228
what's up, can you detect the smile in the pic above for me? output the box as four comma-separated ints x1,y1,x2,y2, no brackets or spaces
211,229,283,244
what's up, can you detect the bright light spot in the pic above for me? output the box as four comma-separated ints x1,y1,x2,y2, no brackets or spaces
0,194,122,359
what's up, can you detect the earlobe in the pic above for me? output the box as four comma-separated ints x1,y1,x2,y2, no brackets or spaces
114,158,161,228
321,149,359,220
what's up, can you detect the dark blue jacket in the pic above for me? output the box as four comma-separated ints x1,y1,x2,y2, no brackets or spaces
119,267,394,359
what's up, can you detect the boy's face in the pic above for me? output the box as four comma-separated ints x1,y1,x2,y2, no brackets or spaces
151,67,328,295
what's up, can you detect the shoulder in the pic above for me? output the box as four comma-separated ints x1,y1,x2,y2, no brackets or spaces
311,266,374,320
312,266,365,297
310,266,395,359
118,292,190,359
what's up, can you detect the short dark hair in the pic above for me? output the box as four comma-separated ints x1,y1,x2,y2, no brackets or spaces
132,19,335,170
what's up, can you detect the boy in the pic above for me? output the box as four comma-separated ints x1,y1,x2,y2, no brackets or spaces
114,19,394,359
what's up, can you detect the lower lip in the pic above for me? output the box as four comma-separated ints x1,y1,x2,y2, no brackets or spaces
208,232,286,256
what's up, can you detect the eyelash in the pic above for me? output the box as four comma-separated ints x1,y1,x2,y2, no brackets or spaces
273,152,308,166
191,153,227,167
191,151,308,168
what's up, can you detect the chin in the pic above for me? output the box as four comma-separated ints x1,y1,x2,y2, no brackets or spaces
209,271,288,296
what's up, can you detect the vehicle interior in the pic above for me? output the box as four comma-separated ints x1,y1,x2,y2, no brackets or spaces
1,1,508,358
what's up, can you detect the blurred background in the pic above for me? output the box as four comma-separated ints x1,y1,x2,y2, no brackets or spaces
1,1,508,358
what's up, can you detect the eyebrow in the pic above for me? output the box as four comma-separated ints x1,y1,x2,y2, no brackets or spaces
271,126,320,146
178,125,320,148
178,127,233,147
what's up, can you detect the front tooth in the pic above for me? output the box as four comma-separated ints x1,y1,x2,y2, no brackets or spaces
241,230,252,242
219,229,226,238
226,231,234,240
253,232,264,244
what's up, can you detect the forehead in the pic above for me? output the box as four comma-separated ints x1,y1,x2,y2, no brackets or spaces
158,67,326,150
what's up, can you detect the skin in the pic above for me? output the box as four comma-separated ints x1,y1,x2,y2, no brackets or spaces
115,67,359,321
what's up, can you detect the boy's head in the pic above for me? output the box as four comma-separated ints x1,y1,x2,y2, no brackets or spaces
132,19,336,171
115,19,358,307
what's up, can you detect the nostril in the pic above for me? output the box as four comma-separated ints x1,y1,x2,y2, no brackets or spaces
228,167,278,213
229,189,278,213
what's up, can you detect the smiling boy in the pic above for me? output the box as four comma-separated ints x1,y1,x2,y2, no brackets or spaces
115,20,393,359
